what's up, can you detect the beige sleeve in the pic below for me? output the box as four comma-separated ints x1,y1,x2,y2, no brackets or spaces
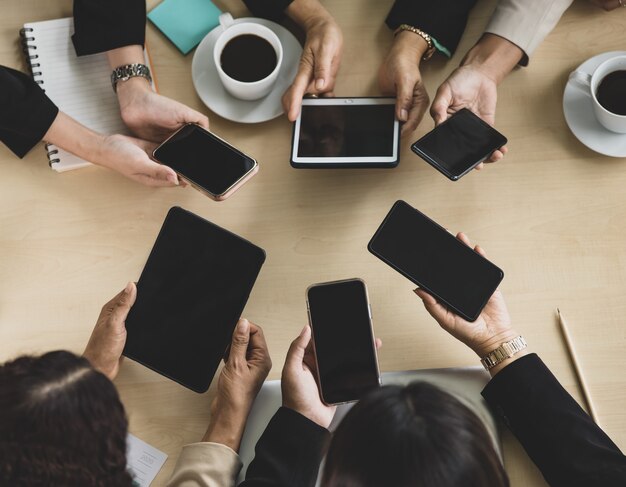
485,0,574,65
166,442,243,487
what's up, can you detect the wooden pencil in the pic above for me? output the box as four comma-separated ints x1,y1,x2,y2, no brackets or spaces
556,308,599,425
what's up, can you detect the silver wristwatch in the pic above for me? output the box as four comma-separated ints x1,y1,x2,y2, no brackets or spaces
480,336,527,371
110,63,152,92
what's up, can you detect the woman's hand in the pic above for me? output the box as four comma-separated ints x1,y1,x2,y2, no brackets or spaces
414,233,522,364
282,0,343,121
281,326,336,428
204,319,272,451
378,31,430,135
95,133,180,187
83,282,136,380
116,78,209,143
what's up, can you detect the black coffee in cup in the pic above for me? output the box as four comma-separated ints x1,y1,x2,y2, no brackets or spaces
596,70,626,116
220,34,277,83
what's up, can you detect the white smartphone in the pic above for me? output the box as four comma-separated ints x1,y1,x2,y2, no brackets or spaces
291,97,400,168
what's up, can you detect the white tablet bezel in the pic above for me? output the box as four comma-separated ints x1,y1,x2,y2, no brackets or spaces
291,97,399,165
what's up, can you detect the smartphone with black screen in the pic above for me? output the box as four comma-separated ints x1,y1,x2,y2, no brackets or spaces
153,124,258,201
411,108,507,181
306,278,381,405
368,201,503,322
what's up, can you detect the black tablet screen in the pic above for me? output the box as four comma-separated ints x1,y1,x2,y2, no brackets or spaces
297,103,396,157
368,200,503,322
123,207,265,392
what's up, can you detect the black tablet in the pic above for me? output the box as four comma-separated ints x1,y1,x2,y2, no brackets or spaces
368,200,503,322
123,207,266,392
291,97,400,168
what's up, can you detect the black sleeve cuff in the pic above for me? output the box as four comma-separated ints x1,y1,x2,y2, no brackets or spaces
385,0,479,56
242,0,295,22
0,66,59,158
72,0,146,56
481,354,574,421
244,407,330,486
482,353,626,486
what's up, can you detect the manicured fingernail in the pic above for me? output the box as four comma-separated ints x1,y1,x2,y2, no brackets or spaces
300,325,308,337
400,109,408,121
238,318,249,332
125,282,133,294
315,78,325,90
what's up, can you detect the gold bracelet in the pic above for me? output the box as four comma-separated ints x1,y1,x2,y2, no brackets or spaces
393,24,436,61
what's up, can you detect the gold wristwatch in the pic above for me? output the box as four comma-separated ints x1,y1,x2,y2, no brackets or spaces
480,336,527,371
394,24,436,61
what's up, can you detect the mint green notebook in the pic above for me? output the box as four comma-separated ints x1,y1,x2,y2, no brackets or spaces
148,0,221,55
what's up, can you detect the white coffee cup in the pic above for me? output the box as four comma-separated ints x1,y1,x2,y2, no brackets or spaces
213,13,283,101
569,55,626,134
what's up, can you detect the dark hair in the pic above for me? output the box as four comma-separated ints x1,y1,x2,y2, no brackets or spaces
0,351,133,486
322,382,508,487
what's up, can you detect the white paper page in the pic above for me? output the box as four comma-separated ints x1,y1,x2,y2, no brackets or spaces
127,433,168,487
23,18,153,172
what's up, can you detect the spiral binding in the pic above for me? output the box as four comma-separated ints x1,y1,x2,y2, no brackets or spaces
20,27,58,167
19,28,44,84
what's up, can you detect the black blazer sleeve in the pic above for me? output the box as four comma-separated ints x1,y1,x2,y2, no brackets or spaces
72,0,146,56
242,0,295,22
385,0,478,56
0,66,58,158
482,354,626,487
240,407,330,487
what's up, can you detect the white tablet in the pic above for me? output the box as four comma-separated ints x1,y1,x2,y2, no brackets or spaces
291,97,400,168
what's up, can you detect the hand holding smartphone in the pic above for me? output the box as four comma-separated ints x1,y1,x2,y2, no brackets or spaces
368,201,504,322
153,123,258,200
306,278,381,405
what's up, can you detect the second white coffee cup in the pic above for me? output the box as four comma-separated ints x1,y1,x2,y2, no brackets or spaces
569,55,626,134
214,13,283,101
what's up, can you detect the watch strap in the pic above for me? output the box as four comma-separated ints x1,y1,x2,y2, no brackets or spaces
480,336,527,371
393,24,436,61
110,63,152,92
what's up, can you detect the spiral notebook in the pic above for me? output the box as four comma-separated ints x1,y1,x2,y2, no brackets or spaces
19,17,155,172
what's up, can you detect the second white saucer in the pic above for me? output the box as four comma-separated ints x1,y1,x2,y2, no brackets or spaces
563,50,626,158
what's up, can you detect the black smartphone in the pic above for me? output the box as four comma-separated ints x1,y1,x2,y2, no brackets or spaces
123,206,266,393
368,201,503,322
411,108,507,181
306,278,381,404
153,124,258,201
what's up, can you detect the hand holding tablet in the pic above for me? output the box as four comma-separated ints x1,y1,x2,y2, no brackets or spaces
123,207,266,392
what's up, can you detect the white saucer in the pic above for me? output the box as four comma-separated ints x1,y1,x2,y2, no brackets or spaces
563,50,626,158
192,18,302,123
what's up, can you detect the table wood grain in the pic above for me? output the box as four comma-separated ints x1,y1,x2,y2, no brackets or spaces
1,1,625,485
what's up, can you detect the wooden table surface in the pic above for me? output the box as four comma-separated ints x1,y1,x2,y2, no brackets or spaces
1,1,625,485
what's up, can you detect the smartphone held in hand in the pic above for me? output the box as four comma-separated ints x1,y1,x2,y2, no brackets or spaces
411,108,507,181
368,201,504,322
153,123,258,200
306,278,381,405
